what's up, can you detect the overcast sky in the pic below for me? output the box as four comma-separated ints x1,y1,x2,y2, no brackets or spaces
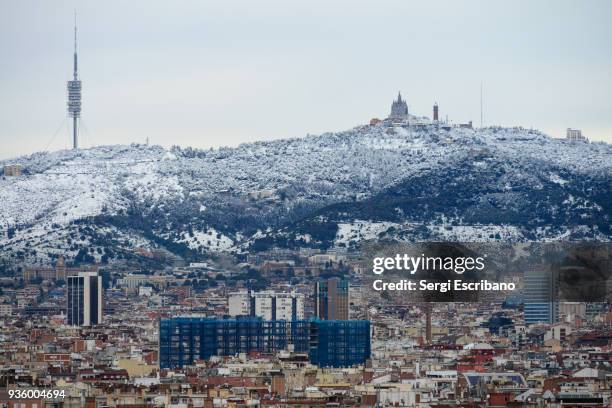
1,0,611,160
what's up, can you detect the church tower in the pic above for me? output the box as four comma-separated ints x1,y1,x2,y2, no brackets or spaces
389,92,408,121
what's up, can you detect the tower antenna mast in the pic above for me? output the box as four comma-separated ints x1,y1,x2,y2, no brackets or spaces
480,81,483,128
67,10,82,149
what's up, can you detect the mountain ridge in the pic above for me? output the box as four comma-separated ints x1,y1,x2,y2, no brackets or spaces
1,124,610,268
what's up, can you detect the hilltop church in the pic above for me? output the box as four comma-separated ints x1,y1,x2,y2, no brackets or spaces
388,92,409,121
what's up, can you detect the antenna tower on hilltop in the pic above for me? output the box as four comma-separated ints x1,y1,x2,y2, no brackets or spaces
67,11,82,149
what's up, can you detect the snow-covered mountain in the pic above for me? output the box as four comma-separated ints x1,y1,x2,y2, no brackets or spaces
1,123,610,267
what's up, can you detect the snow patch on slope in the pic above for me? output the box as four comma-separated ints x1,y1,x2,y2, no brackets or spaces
178,228,234,252
335,221,400,246
427,224,523,241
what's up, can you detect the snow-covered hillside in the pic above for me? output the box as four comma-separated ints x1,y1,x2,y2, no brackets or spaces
1,123,610,266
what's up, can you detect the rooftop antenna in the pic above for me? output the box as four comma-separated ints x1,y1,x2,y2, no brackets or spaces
480,81,484,128
67,10,82,149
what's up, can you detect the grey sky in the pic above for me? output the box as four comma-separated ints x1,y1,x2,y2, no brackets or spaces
1,0,611,160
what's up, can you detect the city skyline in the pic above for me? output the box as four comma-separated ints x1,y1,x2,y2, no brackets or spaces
1,0,612,160
1,2,610,404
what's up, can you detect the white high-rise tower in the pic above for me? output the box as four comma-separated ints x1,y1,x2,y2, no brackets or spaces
67,271,103,326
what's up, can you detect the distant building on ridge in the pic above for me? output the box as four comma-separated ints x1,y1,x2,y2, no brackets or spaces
388,92,409,122
566,128,587,142
3,164,22,177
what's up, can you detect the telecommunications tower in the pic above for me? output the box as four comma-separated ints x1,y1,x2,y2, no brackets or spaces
67,12,82,149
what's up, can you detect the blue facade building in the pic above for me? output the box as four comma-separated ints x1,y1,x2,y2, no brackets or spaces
159,317,370,369
523,268,558,325
308,319,371,368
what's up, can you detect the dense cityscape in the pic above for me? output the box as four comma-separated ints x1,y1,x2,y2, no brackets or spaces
0,242,610,407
